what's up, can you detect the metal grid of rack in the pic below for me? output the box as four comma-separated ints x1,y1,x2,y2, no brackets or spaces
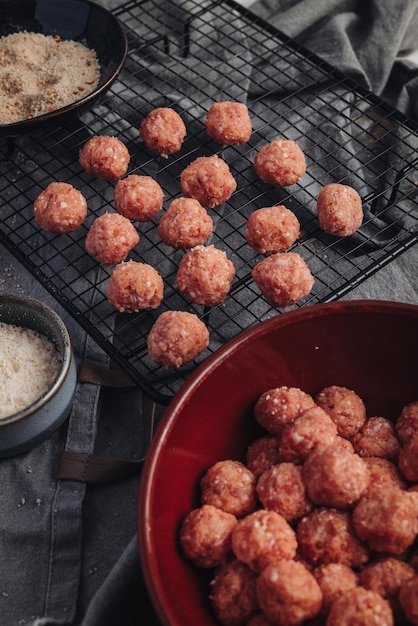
1,0,417,403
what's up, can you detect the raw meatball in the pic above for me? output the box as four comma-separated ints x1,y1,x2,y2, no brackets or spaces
296,507,370,568
176,244,235,306
362,456,406,497
85,213,139,265
278,406,338,464
352,487,418,554
107,260,164,313
257,560,322,626
180,155,237,208
201,460,257,518
209,558,259,626
147,310,209,368
246,436,281,479
252,252,314,308
79,135,130,181
317,183,363,237
179,504,237,568
351,416,400,460
139,107,186,157
34,181,87,233
313,563,358,616
315,385,367,439
256,462,312,522
359,557,415,599
254,386,316,435
231,509,297,572
396,400,418,444
398,431,418,481
245,205,300,255
205,101,252,145
254,138,306,187
157,197,213,249
114,175,163,222
326,587,394,626
399,576,418,625
302,443,370,509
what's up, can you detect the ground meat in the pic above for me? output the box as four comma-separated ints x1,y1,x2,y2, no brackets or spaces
352,488,418,554
316,183,363,237
313,563,358,616
326,587,394,626
33,181,87,233
179,504,237,569
254,386,316,435
200,460,257,518
359,557,415,599
107,260,164,312
396,400,418,444
231,509,297,572
253,138,306,187
399,575,418,625
79,135,130,181
245,205,300,255
157,197,213,249
302,443,370,509
139,107,186,157
113,174,164,222
256,462,312,522
257,559,322,626
205,101,252,145
176,244,235,306
85,213,139,265
296,507,370,568
362,457,407,497
315,385,367,439
209,558,259,626
398,431,418,481
252,251,314,308
180,155,237,208
278,406,338,464
351,416,400,460
246,436,281,479
146,310,209,368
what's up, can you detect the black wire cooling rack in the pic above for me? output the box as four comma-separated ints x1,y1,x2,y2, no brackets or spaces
1,0,418,404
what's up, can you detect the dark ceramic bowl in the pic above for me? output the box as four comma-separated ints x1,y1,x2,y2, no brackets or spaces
138,299,418,626
0,0,128,136
0,291,77,456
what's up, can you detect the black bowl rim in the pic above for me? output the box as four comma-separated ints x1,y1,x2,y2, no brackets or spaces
0,0,128,136
0,291,73,425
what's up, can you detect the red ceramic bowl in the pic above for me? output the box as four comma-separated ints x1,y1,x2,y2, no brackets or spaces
138,300,418,626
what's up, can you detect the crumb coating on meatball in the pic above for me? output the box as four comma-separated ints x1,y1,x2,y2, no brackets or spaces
180,155,237,208
252,251,314,308
245,205,300,255
176,244,235,306
147,310,209,368
139,107,186,157
254,386,316,435
205,101,252,145
254,138,306,187
34,181,87,233
85,212,139,266
79,135,130,181
107,260,164,312
201,460,257,518
157,197,213,249
114,175,163,222
317,183,363,237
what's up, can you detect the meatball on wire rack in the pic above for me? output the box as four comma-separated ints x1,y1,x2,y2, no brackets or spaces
0,0,417,404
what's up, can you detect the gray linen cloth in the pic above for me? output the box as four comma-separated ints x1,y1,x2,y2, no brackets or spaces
0,1,417,624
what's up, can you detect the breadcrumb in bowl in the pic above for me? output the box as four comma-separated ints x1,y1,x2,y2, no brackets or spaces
138,300,418,626
0,0,127,136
